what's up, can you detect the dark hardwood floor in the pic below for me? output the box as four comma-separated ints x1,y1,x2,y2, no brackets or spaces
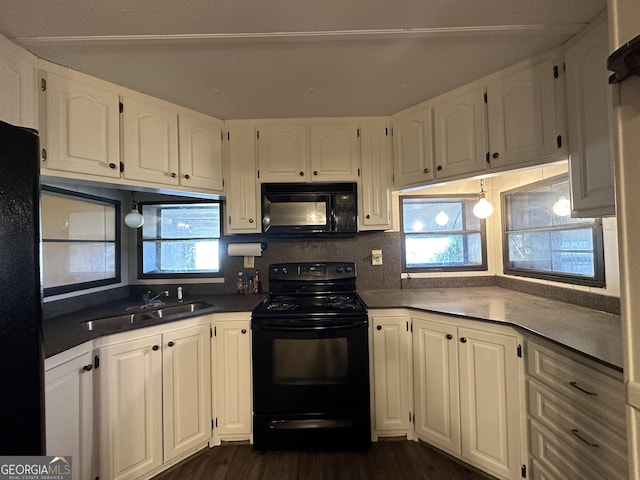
153,439,494,480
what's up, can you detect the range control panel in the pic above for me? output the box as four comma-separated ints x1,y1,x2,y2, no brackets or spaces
269,262,356,281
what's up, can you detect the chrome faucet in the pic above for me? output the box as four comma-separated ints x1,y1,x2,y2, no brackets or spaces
143,290,169,307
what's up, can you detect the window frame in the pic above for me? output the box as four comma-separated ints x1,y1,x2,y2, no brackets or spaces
501,175,606,287
400,194,488,273
41,185,121,297
137,199,223,280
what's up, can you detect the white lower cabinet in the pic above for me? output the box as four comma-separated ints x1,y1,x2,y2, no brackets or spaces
526,338,627,480
411,312,524,480
44,342,97,480
370,311,413,439
97,320,211,480
212,313,252,443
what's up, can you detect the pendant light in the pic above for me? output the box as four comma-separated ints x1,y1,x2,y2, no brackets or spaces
435,210,449,226
552,196,571,216
124,192,144,229
472,179,494,219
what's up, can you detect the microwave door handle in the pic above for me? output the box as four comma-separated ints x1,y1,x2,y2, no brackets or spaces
329,209,337,231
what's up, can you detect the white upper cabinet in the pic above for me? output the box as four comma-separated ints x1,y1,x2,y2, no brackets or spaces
0,34,37,128
433,85,487,179
486,53,566,170
359,121,392,230
40,67,121,178
392,105,435,189
178,110,224,193
121,93,180,185
309,122,361,182
225,124,261,234
256,123,308,182
565,13,616,217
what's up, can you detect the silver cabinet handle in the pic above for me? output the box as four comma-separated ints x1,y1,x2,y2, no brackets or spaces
569,381,597,396
571,428,599,448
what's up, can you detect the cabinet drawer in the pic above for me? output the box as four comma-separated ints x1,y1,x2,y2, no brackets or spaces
526,341,624,418
528,379,627,474
530,419,626,480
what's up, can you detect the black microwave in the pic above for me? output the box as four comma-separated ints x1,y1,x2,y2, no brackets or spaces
261,183,357,237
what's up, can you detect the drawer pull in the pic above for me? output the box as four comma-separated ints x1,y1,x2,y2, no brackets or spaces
571,428,599,448
569,381,598,396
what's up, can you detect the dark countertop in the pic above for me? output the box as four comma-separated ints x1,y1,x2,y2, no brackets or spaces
44,287,623,372
359,287,623,372
43,294,266,358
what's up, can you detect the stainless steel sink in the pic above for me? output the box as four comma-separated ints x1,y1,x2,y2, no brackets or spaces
80,301,214,331
149,301,214,318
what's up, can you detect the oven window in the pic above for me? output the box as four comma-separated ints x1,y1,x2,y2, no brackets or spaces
270,202,326,226
273,338,348,385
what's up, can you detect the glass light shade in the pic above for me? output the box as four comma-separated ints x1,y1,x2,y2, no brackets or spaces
473,196,494,219
552,196,571,216
124,209,144,228
435,210,449,226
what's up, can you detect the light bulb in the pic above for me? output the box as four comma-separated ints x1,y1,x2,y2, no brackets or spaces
124,209,144,228
552,196,571,216
473,196,494,219
435,210,449,226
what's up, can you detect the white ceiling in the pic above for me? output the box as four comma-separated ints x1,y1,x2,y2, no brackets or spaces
0,0,606,120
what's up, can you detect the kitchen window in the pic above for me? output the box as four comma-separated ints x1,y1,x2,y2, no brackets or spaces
138,201,222,278
502,175,605,287
400,195,487,272
41,186,121,296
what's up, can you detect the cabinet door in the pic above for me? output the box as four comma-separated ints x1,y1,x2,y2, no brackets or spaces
0,35,37,128
486,57,564,169
121,95,180,185
433,86,487,179
225,125,260,233
42,70,121,178
458,327,521,480
565,15,616,217
359,121,392,230
178,111,224,192
392,106,435,188
371,314,411,436
309,122,360,181
412,317,460,454
214,319,252,439
162,324,212,460
45,344,95,480
99,335,163,480
257,124,308,182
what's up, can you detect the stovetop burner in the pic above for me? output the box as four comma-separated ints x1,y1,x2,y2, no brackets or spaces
252,262,368,320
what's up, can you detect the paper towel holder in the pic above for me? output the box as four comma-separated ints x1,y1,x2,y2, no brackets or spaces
227,242,267,257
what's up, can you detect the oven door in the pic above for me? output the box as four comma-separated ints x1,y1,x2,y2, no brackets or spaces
251,318,370,415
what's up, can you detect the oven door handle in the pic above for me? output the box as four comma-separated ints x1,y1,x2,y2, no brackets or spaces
252,319,368,331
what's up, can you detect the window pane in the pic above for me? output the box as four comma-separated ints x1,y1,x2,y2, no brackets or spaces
41,187,120,295
405,233,484,268
401,195,487,272
43,242,117,287
139,201,222,278
42,192,116,240
502,174,603,286
402,198,480,232
142,239,219,274
142,203,220,240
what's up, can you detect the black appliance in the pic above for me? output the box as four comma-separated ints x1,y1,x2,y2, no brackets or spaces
261,183,357,237
0,120,44,454
251,262,370,450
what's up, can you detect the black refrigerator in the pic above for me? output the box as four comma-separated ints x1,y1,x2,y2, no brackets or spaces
0,120,44,454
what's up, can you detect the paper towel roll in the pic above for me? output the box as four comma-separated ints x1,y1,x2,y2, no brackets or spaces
227,243,263,257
